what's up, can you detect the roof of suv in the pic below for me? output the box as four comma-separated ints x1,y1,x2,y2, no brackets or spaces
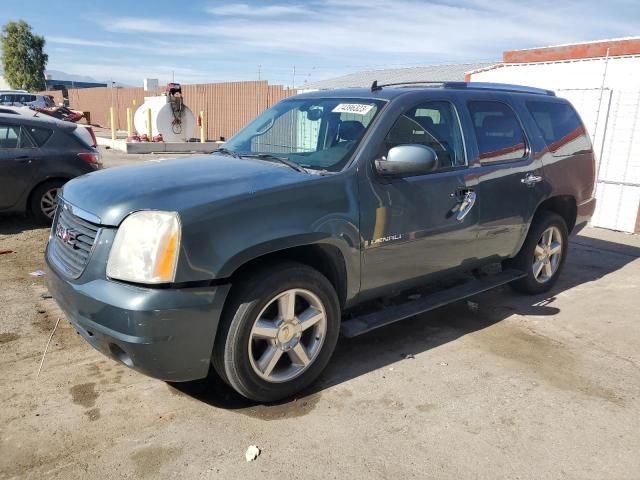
295,82,557,101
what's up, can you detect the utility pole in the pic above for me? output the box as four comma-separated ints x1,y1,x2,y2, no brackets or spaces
292,65,296,89
256,65,262,115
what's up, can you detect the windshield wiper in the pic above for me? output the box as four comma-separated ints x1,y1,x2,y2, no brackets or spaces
240,153,308,174
216,147,241,158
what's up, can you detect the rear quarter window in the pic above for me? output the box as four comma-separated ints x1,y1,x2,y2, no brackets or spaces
526,101,591,157
26,126,53,146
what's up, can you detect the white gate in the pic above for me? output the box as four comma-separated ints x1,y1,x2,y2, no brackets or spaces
558,88,640,233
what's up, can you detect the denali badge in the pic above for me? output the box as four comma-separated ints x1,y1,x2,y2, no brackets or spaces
56,224,77,247
366,234,403,247
371,234,403,245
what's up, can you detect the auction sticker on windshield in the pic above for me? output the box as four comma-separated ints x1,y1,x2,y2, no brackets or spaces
332,103,374,115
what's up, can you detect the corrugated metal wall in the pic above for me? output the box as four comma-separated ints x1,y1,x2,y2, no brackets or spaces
63,81,296,141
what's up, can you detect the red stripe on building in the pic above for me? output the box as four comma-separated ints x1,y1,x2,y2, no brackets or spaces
503,38,640,63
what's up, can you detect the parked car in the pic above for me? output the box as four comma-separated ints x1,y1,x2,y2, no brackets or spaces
0,91,56,108
0,112,101,223
46,82,596,402
0,105,96,146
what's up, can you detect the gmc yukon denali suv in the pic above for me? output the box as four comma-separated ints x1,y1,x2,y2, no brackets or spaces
46,82,596,402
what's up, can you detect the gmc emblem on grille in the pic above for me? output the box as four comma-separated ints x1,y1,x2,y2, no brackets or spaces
56,224,78,248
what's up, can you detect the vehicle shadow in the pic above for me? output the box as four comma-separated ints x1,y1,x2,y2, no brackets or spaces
170,232,640,412
0,215,47,235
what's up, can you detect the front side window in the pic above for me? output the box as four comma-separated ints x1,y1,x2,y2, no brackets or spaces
526,101,591,157
0,125,36,149
0,125,20,149
223,98,385,172
468,101,527,163
384,100,466,171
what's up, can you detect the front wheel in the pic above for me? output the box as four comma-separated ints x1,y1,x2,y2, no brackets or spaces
212,262,340,402
507,211,568,294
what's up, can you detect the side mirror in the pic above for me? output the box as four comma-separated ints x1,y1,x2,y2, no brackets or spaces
375,144,438,177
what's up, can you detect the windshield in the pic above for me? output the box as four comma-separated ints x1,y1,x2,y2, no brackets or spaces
223,97,386,172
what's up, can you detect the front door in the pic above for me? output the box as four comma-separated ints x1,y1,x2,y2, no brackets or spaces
359,99,480,294
0,122,37,210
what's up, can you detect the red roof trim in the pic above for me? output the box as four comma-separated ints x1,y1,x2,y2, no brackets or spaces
504,38,640,63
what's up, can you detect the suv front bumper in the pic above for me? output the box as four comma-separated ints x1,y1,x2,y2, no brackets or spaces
46,264,231,382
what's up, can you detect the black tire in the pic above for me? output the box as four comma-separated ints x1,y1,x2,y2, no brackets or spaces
30,180,65,224
212,262,340,402
507,211,568,294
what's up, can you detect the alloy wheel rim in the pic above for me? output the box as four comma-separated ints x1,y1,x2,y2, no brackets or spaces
40,188,59,219
532,226,563,283
248,288,327,383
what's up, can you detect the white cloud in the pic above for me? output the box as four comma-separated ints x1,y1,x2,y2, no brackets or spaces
48,35,159,54
48,36,129,48
70,0,638,85
206,3,309,16
106,18,200,35
101,0,637,61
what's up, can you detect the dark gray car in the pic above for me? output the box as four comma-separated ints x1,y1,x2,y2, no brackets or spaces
46,82,596,402
0,112,101,223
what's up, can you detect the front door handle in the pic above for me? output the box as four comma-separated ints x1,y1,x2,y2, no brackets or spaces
521,173,543,186
456,190,477,222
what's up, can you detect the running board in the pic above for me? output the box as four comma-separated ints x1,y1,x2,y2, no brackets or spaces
340,269,526,338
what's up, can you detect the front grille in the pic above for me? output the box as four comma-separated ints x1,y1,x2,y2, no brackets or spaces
49,203,100,278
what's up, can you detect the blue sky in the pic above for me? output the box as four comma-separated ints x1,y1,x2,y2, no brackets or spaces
1,0,637,87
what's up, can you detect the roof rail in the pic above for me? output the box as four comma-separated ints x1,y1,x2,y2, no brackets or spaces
370,80,555,96
371,80,459,91
460,82,556,96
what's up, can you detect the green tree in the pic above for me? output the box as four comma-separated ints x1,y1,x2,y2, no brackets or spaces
1,20,48,91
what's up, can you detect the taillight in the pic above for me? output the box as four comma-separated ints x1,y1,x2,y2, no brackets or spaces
78,152,101,165
86,127,97,148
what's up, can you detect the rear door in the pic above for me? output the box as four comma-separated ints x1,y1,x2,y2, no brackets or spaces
0,122,38,209
465,96,548,260
360,97,480,293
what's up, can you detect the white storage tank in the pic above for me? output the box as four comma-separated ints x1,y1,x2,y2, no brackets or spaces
134,94,196,142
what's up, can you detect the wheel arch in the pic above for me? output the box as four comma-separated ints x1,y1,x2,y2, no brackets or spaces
228,243,349,309
534,195,577,234
511,194,577,258
27,176,70,211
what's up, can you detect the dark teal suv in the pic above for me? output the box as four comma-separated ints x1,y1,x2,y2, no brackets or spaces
46,82,596,402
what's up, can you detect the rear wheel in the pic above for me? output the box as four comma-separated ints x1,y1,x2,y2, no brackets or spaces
30,180,65,224
212,262,340,402
507,211,568,294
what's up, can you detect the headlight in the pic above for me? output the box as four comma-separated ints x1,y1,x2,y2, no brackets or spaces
107,211,181,284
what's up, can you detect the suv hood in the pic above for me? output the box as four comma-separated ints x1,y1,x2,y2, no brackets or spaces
61,154,313,226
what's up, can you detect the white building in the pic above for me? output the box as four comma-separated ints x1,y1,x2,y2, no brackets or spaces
468,38,640,234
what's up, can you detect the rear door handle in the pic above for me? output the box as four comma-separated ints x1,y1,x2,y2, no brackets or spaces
521,173,543,186
456,190,477,222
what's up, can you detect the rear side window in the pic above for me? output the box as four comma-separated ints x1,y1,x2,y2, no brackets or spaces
468,101,527,163
526,101,591,157
26,126,53,146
